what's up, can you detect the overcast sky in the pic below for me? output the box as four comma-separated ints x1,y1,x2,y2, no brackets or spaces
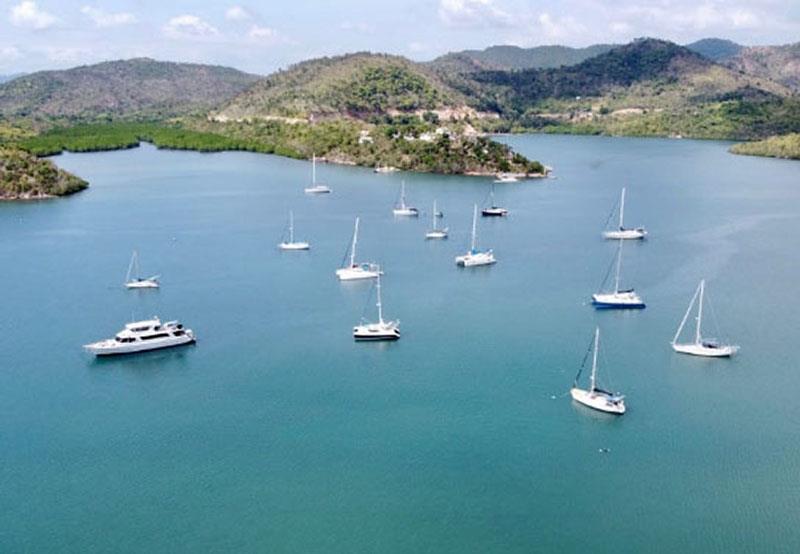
1,0,798,74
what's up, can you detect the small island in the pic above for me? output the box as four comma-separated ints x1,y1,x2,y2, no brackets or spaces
0,147,88,200
730,134,800,160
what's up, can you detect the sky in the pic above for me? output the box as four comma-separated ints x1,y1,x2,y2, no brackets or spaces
0,0,798,75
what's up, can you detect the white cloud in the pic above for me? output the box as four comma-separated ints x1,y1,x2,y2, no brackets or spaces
0,46,22,62
730,9,759,29
610,21,632,35
81,6,136,28
537,13,587,41
340,21,373,33
163,14,219,39
45,47,90,63
438,0,511,28
225,5,251,21
248,24,275,40
10,1,56,30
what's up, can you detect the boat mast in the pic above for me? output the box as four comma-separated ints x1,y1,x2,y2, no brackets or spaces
400,181,406,209
376,267,384,324
590,327,600,393
432,200,438,230
350,217,359,267
619,187,626,229
312,154,316,185
126,250,138,282
613,239,623,293
471,204,478,251
695,279,705,345
672,281,701,345
288,211,294,243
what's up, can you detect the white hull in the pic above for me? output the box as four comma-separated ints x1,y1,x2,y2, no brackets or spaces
278,241,310,251
482,207,508,217
353,321,400,341
336,265,381,281
426,229,448,240
393,208,419,217
603,228,647,240
494,175,518,183
304,185,331,194
591,290,645,308
570,387,626,414
455,250,496,267
85,330,195,356
672,342,738,357
125,278,159,289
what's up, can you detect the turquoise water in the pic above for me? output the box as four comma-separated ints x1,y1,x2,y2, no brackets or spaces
2,136,799,552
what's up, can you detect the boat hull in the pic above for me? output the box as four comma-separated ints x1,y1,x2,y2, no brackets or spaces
353,323,400,341
425,229,448,239
570,388,626,414
278,242,310,251
304,186,331,194
455,251,496,267
84,333,195,356
603,229,647,240
482,208,508,217
672,342,738,357
591,292,645,309
393,208,419,217
336,266,380,281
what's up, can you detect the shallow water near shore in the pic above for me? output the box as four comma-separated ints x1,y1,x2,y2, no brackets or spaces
2,136,800,552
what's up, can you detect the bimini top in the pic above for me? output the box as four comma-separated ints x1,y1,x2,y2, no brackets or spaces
124,318,161,331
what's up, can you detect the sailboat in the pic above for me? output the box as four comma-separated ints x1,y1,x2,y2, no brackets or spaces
481,183,508,217
353,267,400,341
493,173,518,183
392,181,419,216
425,200,448,239
455,205,496,267
603,187,646,239
124,250,159,289
591,239,645,309
672,279,739,357
278,211,310,251
336,217,381,281
570,327,626,415
304,154,332,194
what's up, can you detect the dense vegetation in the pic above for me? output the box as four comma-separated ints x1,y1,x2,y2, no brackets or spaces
726,43,800,91
685,39,743,62
429,44,617,72
730,134,800,160
0,147,87,198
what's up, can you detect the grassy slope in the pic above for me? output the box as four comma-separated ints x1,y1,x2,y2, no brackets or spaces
0,147,87,198
730,134,800,160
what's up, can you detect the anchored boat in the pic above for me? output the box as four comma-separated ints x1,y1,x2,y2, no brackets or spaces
84,317,195,356
570,327,626,415
602,187,646,240
481,183,508,217
392,181,419,216
353,267,400,341
591,239,644,309
124,250,159,289
425,200,448,239
278,210,310,251
304,154,332,194
455,205,496,267
672,279,739,357
336,217,381,281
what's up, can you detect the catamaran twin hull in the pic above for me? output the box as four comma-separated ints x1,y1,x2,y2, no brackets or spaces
591,292,645,309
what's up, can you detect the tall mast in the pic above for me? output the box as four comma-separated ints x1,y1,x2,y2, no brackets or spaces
619,187,626,229
695,279,705,345
312,154,316,185
126,250,137,282
432,200,437,230
471,204,478,251
672,281,700,345
400,181,406,209
490,183,495,206
590,327,600,392
613,239,623,293
376,268,384,324
288,211,294,243
350,217,359,267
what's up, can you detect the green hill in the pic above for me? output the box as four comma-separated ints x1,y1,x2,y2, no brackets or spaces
0,58,260,122
430,44,617,71
726,43,800,91
685,38,743,61
730,133,800,160
0,147,87,199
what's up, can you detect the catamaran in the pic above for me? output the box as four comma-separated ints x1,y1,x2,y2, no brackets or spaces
278,210,310,251
603,187,646,239
570,327,626,415
591,239,645,309
392,181,419,216
84,317,195,356
482,183,508,217
353,267,400,341
425,200,448,239
124,250,159,289
455,205,496,267
672,279,739,357
304,154,332,194
336,217,381,281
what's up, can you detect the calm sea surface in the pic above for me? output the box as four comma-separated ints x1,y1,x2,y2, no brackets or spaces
2,136,799,553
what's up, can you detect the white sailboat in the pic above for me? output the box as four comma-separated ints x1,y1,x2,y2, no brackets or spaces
353,268,400,341
493,173,519,183
392,181,419,216
603,187,646,239
571,327,626,415
304,154,332,194
672,279,739,357
481,183,508,217
455,204,496,267
591,240,644,309
278,211,310,251
425,200,448,239
124,250,159,289
336,217,381,281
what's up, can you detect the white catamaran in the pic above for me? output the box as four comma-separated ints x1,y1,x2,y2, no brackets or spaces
278,211,310,251
336,217,381,281
124,250,159,289
570,327,626,415
603,187,647,240
591,239,645,309
455,205,496,267
392,181,419,216
481,183,508,217
304,154,332,194
425,200,448,239
672,279,739,357
353,267,400,341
